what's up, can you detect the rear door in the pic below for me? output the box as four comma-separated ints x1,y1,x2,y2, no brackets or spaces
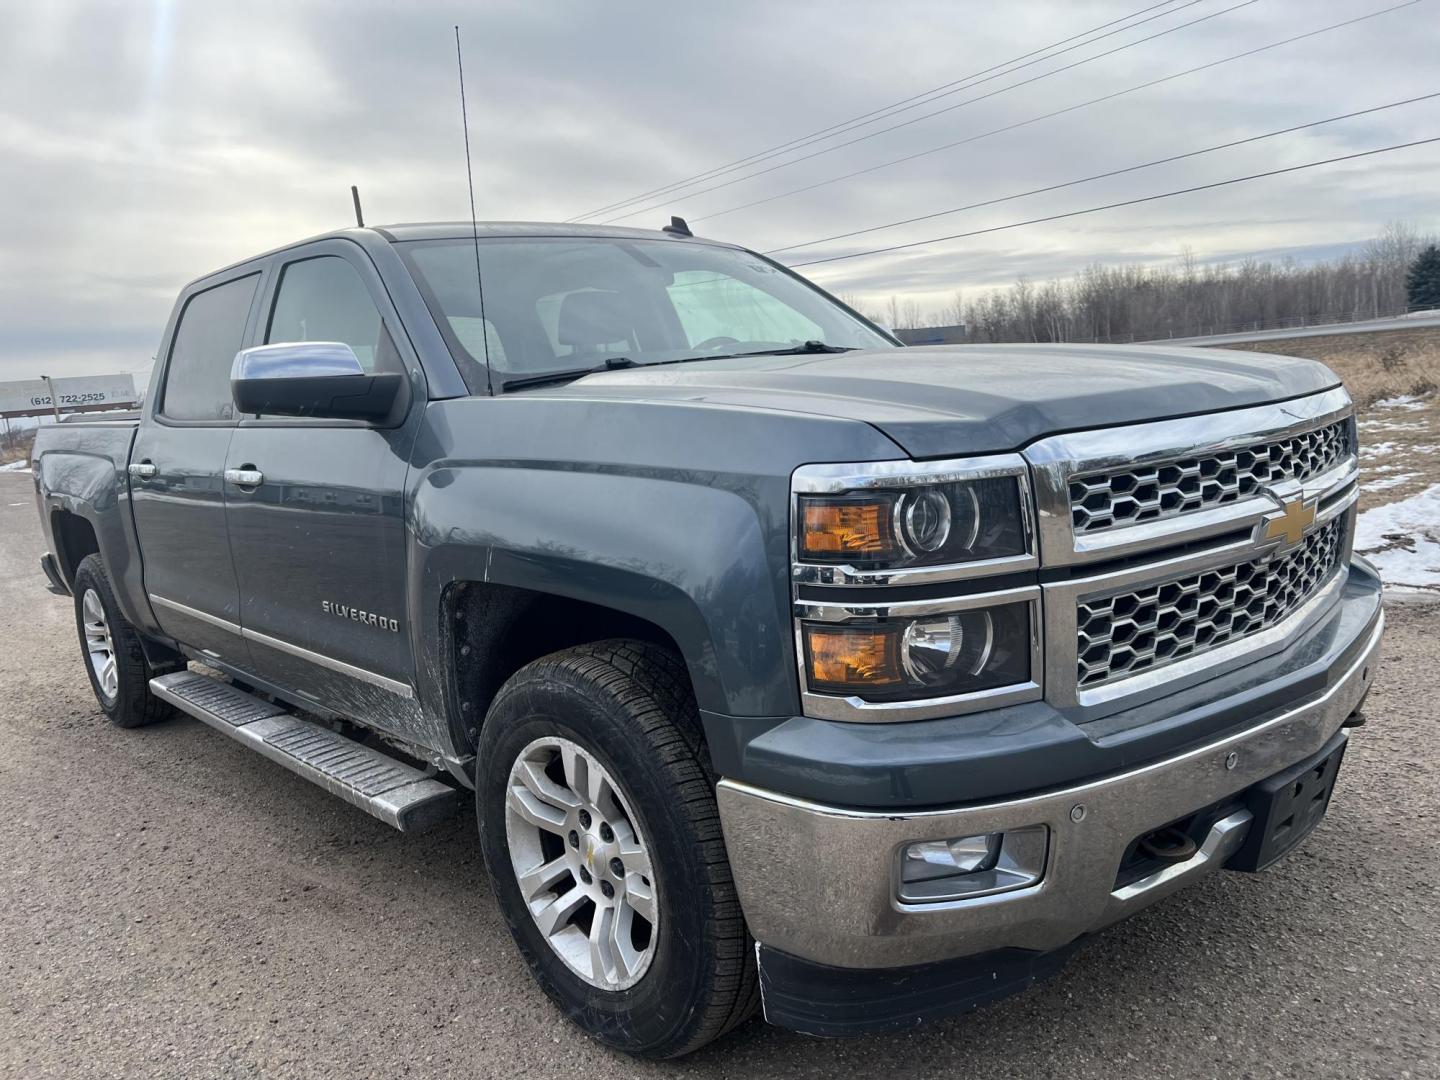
131,270,263,662
223,241,424,731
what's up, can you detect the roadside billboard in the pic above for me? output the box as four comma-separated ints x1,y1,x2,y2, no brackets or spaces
0,374,139,419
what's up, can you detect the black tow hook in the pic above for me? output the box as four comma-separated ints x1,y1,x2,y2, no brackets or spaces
1342,710,1367,729
1138,826,1199,863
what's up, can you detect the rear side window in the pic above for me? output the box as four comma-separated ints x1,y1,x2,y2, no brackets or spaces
161,274,260,420
266,255,394,373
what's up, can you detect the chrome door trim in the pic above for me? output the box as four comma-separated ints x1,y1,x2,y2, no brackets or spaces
148,593,414,699
150,593,242,635
242,627,414,699
1025,387,1355,567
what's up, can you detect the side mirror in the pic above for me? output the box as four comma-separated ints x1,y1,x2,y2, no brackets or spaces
231,342,404,421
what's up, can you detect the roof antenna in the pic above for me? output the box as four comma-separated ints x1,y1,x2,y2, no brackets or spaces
454,25,495,396
350,185,365,227
663,215,692,237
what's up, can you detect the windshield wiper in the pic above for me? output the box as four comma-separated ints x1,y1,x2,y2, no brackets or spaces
500,342,856,391
501,356,638,392
709,340,858,359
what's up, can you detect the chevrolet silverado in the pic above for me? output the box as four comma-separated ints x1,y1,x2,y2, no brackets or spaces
32,220,1381,1056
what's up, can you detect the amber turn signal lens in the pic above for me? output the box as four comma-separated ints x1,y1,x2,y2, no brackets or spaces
799,498,897,560
804,625,904,690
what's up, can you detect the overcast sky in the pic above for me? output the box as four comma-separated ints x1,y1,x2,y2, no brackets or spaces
2,0,1437,381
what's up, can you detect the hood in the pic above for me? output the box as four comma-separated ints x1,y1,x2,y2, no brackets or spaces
541,343,1341,459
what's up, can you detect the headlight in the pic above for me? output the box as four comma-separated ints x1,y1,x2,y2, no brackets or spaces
796,475,1030,575
800,600,1033,704
792,455,1042,722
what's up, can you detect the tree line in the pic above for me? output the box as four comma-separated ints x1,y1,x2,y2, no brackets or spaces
844,222,1439,343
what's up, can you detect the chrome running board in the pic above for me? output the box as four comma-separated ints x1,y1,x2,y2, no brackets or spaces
150,669,460,832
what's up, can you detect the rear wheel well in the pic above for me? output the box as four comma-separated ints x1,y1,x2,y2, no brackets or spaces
444,582,688,754
51,510,100,587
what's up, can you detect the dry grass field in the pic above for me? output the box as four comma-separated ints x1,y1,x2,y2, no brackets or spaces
1219,326,1440,512
0,428,35,468
1221,325,1440,410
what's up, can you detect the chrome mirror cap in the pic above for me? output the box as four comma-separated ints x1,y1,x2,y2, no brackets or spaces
231,341,364,380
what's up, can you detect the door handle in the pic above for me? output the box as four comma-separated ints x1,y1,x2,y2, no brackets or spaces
224,467,264,486
128,461,157,480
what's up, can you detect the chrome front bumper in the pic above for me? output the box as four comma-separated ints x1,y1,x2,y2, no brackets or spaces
717,612,1382,969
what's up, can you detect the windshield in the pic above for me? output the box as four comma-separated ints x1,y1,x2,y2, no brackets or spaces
398,236,896,388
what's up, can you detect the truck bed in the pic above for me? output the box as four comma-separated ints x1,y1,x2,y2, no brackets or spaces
32,419,145,623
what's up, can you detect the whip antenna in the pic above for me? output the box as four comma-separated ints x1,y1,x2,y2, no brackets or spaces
454,25,495,395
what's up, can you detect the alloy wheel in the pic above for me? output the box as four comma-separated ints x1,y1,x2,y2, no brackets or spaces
81,588,118,702
504,735,658,990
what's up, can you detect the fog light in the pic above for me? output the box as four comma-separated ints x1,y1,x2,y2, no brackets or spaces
897,825,1048,904
902,833,1001,883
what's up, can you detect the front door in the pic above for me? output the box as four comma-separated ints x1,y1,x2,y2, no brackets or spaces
223,244,422,734
131,271,262,663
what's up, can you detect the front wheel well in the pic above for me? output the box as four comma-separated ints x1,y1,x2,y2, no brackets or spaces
444,582,690,753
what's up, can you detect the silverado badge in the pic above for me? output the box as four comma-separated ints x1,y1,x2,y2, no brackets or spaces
321,600,400,632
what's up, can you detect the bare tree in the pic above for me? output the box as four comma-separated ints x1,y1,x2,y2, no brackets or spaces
1363,221,1427,314
934,290,961,328
952,223,1437,344
837,292,884,324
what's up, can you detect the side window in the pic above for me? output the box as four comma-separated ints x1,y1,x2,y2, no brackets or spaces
666,271,823,347
161,274,260,421
266,255,394,372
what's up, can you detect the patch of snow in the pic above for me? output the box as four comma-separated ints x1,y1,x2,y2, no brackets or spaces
1371,394,1429,411
1361,441,1397,459
1357,419,1425,433
0,460,31,473
1355,484,1440,591
1362,472,1418,493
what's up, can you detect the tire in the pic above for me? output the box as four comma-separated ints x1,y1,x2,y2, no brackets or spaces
475,640,757,1058
72,554,173,728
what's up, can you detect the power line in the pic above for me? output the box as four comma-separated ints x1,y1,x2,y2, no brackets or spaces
785,136,1440,270
764,92,1440,256
598,0,1261,225
695,0,1422,226
567,0,1191,222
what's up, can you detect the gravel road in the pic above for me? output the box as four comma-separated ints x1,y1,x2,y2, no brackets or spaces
1,471,1436,1079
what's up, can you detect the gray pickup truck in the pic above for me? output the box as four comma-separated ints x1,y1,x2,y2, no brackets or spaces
32,220,1382,1057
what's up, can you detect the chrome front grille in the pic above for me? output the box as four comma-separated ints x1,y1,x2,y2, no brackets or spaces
1069,418,1352,535
1075,518,1345,689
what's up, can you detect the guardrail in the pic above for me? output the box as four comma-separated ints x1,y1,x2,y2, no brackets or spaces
1072,306,1440,345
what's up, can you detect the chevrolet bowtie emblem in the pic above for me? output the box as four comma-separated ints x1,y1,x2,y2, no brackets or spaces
1262,497,1317,546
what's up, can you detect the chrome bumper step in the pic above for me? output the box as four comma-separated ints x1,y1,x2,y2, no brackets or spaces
150,670,460,832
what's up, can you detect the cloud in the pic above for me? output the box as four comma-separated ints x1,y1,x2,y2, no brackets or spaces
1,0,1437,378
